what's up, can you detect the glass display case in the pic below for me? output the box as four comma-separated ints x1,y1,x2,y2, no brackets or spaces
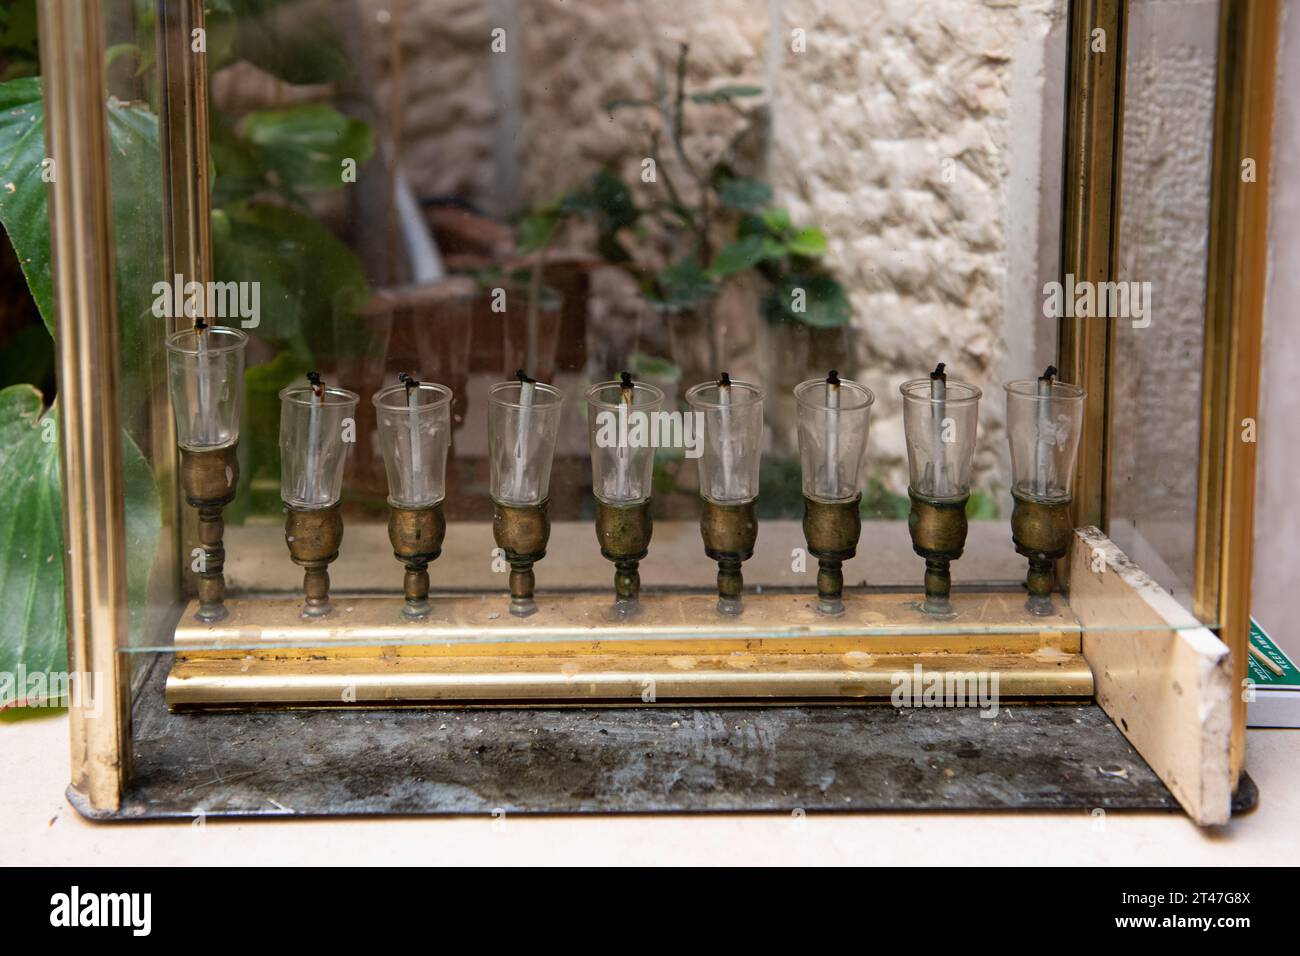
25,0,1274,823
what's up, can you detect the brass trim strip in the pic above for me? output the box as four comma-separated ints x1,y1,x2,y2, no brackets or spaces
1058,0,1126,534
1197,0,1278,787
166,651,1094,709
171,592,1082,654
37,0,131,812
165,591,1089,708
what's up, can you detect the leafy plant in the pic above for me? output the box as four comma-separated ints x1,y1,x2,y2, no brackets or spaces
514,44,848,341
0,0,374,704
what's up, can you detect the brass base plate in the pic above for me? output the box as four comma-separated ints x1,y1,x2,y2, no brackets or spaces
165,591,1091,709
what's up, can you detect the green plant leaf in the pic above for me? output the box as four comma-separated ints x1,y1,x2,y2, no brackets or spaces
765,273,851,328
0,387,160,704
861,475,911,521
690,84,763,104
0,386,62,696
596,230,633,264
761,207,793,233
0,78,165,437
710,234,774,277
516,209,561,253
652,256,716,311
966,492,1000,520
0,77,54,331
787,226,828,257
214,200,370,365
603,98,654,113
242,104,374,193
717,176,772,212
590,169,638,232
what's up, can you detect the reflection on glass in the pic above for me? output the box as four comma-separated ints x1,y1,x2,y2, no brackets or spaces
795,373,874,503
165,324,247,451
900,368,980,501
586,377,665,505
686,376,764,504
372,377,453,508
488,377,564,505
279,377,359,509
1005,372,1085,502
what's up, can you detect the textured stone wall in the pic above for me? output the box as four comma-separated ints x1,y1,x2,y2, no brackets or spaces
357,0,500,207
766,0,1064,497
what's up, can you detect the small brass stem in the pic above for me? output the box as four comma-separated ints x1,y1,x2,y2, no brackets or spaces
181,445,239,624
614,559,640,606
301,563,332,618
716,556,744,615
1025,557,1055,615
816,558,844,616
508,560,537,617
194,504,227,622
402,562,430,618
923,557,952,616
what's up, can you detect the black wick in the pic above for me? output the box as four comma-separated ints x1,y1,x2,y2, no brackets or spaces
307,370,324,397
516,369,536,385
827,369,841,386
1040,365,1058,384
930,363,946,382
718,371,732,388
399,371,421,398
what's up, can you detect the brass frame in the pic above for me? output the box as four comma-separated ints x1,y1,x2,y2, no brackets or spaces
38,0,133,813
1057,0,1125,534
1195,0,1279,787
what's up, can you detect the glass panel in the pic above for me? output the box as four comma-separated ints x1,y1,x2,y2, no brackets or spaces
160,0,1070,628
1107,0,1220,621
101,0,175,659
61,0,1207,653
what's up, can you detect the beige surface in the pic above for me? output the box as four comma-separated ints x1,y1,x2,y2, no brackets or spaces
1,710,1295,866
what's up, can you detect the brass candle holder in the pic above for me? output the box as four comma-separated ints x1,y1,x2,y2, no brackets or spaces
1005,368,1086,616
279,373,359,619
802,496,861,616
687,374,765,616
180,445,239,622
165,321,248,624
493,500,549,617
374,375,454,619
794,372,874,615
488,373,564,617
595,500,652,615
586,374,665,616
900,364,981,618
